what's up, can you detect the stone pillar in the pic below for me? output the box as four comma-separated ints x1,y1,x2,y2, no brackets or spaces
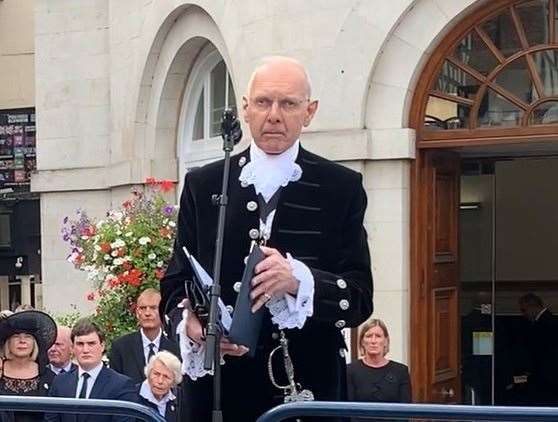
0,276,8,310
20,275,31,306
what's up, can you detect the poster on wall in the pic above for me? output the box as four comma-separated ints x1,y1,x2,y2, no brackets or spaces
0,108,35,191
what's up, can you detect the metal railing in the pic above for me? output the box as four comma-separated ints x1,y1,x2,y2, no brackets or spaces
256,401,558,422
0,396,166,422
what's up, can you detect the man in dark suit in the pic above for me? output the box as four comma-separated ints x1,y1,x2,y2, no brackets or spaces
47,326,77,375
109,288,179,383
161,56,373,421
518,293,558,406
45,318,137,422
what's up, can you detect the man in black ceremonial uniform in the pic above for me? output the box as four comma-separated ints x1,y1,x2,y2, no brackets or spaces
160,56,373,421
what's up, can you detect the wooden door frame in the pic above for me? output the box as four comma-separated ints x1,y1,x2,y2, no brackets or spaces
408,0,558,402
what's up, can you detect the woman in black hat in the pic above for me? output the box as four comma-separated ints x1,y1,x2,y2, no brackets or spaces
0,310,57,422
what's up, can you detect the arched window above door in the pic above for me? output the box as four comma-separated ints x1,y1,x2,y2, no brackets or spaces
415,0,558,145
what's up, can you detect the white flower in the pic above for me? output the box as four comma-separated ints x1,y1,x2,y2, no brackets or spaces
111,239,125,249
156,261,164,268
113,258,124,266
125,232,133,237
96,220,105,228
104,254,111,260
138,236,151,245
81,235,89,240
94,245,102,251
110,211,124,221
148,253,156,260
168,221,176,227
111,250,118,257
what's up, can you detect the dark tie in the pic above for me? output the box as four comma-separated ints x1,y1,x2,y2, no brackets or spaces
78,373,90,399
59,368,66,374
148,343,156,362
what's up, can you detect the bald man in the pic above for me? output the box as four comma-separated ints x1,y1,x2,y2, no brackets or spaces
161,56,373,421
48,326,77,374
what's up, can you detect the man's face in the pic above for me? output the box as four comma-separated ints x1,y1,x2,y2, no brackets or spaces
520,304,538,321
136,293,162,331
147,359,175,400
73,332,104,370
48,328,73,367
242,62,318,154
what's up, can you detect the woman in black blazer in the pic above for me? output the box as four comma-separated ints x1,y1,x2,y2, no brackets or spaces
137,350,182,422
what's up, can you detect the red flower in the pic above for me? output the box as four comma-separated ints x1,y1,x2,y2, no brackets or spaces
100,243,111,254
159,227,171,238
145,177,156,185
159,180,174,192
122,200,132,208
119,269,143,287
86,291,95,301
122,261,132,271
116,248,126,257
75,254,85,265
155,268,165,280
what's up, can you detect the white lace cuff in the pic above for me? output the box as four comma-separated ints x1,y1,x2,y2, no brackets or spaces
177,308,212,380
266,254,314,329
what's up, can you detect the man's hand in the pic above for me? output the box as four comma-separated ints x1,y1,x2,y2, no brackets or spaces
185,308,249,357
250,246,299,312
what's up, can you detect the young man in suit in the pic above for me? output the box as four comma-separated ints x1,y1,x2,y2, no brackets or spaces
45,318,137,422
161,56,374,421
47,326,77,375
109,288,179,383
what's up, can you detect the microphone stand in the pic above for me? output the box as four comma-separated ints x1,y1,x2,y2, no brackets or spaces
204,109,240,422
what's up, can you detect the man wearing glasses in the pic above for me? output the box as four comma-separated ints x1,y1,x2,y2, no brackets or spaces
162,56,373,421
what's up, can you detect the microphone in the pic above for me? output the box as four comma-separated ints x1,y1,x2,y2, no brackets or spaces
221,108,242,145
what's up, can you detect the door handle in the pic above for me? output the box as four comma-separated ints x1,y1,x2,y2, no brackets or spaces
441,387,455,398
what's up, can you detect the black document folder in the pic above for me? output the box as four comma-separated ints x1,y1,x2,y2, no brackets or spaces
227,243,265,357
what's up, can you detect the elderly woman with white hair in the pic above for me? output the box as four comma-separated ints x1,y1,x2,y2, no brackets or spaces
138,350,182,422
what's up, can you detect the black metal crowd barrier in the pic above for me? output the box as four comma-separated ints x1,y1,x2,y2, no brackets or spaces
256,401,558,422
0,396,166,422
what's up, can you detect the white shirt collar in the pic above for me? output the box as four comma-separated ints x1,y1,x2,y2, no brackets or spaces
50,361,73,374
239,140,302,202
78,362,103,378
535,307,548,321
139,379,176,416
141,328,162,349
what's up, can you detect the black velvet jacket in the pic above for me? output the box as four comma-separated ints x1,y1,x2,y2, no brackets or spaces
161,146,373,421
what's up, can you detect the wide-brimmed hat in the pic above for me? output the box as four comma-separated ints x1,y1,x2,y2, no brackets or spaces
0,310,57,353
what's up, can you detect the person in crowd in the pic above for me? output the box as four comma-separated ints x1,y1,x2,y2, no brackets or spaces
137,351,182,422
161,56,373,421
47,326,76,375
14,305,34,313
0,310,57,422
518,293,558,406
109,289,178,383
45,318,137,422
347,318,411,418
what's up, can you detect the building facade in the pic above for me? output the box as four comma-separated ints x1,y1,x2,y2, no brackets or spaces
0,0,41,310
34,0,558,404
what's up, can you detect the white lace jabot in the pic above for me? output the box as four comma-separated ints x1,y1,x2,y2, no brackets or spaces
239,140,302,201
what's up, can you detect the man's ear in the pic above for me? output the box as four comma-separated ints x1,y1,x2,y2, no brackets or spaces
242,96,250,123
303,100,319,127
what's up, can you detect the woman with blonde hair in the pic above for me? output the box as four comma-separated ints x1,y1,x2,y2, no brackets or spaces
347,318,411,419
0,310,57,422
